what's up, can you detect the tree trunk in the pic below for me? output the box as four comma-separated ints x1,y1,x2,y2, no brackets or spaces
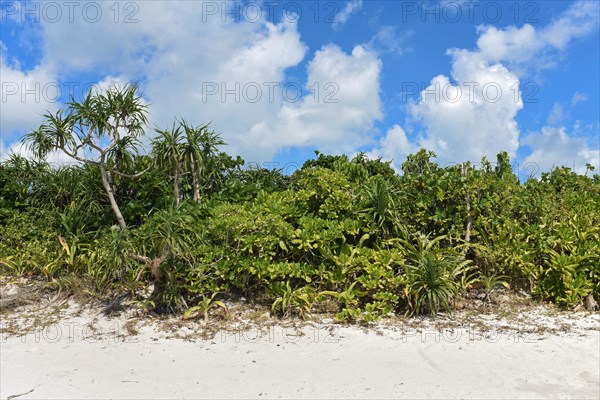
585,293,598,311
461,163,472,244
192,174,201,203
99,163,127,230
173,166,181,207
191,156,201,203
129,246,170,299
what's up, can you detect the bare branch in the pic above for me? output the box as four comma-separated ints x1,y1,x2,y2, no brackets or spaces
127,251,151,263
111,160,155,178
128,246,171,283
59,145,98,166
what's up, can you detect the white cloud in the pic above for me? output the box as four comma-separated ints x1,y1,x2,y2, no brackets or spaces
333,0,363,29
367,26,410,56
367,124,418,171
521,127,599,174
571,91,588,106
0,43,59,142
141,18,310,161
91,75,132,95
476,24,542,66
476,1,599,73
1,1,384,163
379,1,598,170
245,44,383,158
522,99,600,175
408,49,523,165
539,1,600,49
0,140,77,166
546,103,564,125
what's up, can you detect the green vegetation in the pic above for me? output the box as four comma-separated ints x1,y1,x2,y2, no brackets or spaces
1,85,599,321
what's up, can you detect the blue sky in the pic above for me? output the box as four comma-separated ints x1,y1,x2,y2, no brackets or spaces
1,0,599,176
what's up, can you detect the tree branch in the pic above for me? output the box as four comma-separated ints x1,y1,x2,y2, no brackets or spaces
111,160,155,178
59,145,98,166
128,245,171,282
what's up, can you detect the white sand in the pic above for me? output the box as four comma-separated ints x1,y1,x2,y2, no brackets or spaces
2,310,599,399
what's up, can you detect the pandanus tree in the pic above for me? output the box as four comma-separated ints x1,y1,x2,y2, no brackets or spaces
180,120,225,202
23,84,149,229
152,123,185,206
152,119,226,205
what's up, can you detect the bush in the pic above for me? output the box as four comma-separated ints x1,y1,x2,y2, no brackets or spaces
3,108,599,318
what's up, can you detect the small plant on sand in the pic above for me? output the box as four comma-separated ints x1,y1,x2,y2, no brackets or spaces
183,292,227,321
271,281,315,319
182,292,228,321
478,273,510,302
318,282,366,322
401,235,471,317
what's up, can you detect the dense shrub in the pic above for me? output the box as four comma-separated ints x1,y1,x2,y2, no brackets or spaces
2,88,598,318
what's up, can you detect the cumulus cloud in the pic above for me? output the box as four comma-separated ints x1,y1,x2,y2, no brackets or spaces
0,42,59,142
373,1,598,170
139,17,309,161
1,1,384,163
246,44,382,158
476,1,599,73
367,124,417,171
374,46,522,167
407,49,523,165
0,140,77,166
539,1,600,49
475,24,542,66
521,127,599,174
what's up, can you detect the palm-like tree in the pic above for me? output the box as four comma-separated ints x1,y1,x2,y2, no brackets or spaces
180,120,225,203
152,124,185,206
23,84,149,229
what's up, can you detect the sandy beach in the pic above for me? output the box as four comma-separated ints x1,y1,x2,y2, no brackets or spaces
1,298,599,400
